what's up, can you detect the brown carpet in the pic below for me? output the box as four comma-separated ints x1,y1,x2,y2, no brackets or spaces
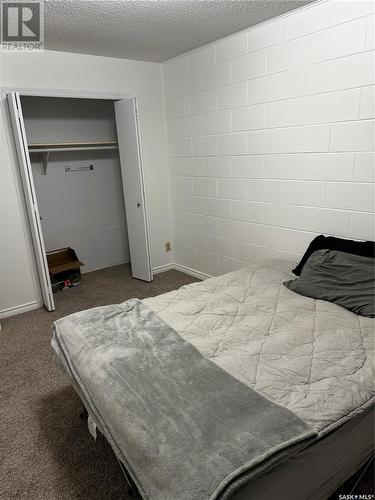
0,264,373,499
0,264,197,500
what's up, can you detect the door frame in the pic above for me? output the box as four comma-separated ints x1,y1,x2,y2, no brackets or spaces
2,87,153,310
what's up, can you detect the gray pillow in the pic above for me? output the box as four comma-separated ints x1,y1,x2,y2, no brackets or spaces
284,249,375,317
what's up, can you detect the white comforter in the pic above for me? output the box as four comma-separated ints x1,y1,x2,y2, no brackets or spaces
144,259,374,436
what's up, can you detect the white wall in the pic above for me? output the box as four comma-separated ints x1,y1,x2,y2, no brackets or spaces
31,153,130,273
21,96,119,144
163,0,375,277
0,50,171,318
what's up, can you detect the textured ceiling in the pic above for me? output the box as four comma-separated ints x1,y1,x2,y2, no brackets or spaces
44,0,315,63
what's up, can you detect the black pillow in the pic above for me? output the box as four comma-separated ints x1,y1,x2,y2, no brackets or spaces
293,235,375,276
285,250,374,317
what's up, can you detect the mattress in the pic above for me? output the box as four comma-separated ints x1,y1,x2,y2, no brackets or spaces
144,259,374,437
52,258,374,498
53,343,374,500
232,406,374,500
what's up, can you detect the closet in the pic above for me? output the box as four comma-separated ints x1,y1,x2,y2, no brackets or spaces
7,92,152,312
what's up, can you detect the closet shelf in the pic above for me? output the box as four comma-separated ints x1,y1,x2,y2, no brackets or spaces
28,141,118,153
28,141,118,175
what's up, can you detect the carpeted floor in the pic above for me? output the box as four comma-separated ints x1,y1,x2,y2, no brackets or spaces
0,264,373,500
0,264,198,500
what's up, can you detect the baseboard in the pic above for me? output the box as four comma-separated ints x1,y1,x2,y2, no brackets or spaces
152,263,175,275
153,262,211,280
172,264,212,280
0,300,40,320
81,260,131,274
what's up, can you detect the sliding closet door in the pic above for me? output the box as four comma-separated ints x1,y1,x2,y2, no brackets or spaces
115,98,152,282
7,92,55,311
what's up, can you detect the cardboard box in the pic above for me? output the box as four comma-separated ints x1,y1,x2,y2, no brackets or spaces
46,248,84,292
47,247,84,275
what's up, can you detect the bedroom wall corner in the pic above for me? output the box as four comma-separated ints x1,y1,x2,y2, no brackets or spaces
162,0,375,277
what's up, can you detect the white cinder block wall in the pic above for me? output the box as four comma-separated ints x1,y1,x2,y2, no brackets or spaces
163,0,375,277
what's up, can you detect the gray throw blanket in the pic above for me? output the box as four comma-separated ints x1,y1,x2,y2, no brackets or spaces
52,299,316,500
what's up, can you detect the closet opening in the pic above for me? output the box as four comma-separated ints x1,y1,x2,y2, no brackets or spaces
7,91,152,312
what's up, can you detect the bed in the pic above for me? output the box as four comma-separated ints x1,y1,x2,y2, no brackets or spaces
52,258,374,499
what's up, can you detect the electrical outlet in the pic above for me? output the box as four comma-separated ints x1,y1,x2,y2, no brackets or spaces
165,242,171,252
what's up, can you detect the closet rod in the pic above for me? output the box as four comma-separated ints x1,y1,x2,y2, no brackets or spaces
29,143,117,174
29,144,118,153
